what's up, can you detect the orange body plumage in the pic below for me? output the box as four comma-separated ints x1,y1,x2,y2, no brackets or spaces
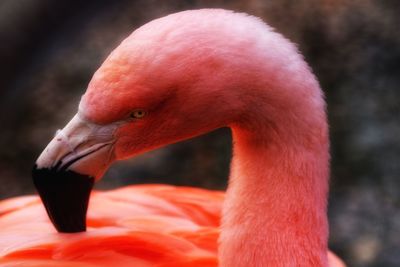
0,185,345,267
0,185,222,267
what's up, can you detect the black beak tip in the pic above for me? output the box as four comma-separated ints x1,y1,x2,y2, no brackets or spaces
32,164,94,233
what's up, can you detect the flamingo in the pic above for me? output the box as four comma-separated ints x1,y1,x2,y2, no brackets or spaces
0,9,345,267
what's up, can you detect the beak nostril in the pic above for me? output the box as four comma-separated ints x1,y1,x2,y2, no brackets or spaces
58,142,112,172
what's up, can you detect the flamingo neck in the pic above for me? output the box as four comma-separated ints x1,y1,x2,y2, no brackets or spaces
220,110,330,267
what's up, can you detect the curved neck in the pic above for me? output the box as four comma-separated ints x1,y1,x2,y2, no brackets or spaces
219,103,330,266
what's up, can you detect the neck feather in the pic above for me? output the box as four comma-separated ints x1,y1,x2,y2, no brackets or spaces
219,102,330,267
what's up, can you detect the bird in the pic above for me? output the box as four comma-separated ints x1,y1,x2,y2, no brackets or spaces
0,9,345,267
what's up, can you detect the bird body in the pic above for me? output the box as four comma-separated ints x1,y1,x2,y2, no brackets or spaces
4,9,345,267
0,185,344,267
0,185,222,267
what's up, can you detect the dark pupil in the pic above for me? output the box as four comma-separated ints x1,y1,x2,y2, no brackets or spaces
132,111,144,118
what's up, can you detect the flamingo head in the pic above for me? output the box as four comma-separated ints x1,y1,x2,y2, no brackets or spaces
33,9,248,233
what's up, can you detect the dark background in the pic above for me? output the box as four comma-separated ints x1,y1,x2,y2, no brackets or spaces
0,1,399,266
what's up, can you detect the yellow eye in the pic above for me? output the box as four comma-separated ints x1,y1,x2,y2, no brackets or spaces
130,110,146,119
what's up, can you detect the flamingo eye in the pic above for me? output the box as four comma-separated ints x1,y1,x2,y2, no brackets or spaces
130,110,147,119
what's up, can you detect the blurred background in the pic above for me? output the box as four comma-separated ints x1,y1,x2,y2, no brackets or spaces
0,0,399,266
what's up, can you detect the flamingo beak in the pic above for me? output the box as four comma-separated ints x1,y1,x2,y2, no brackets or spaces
33,114,117,233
